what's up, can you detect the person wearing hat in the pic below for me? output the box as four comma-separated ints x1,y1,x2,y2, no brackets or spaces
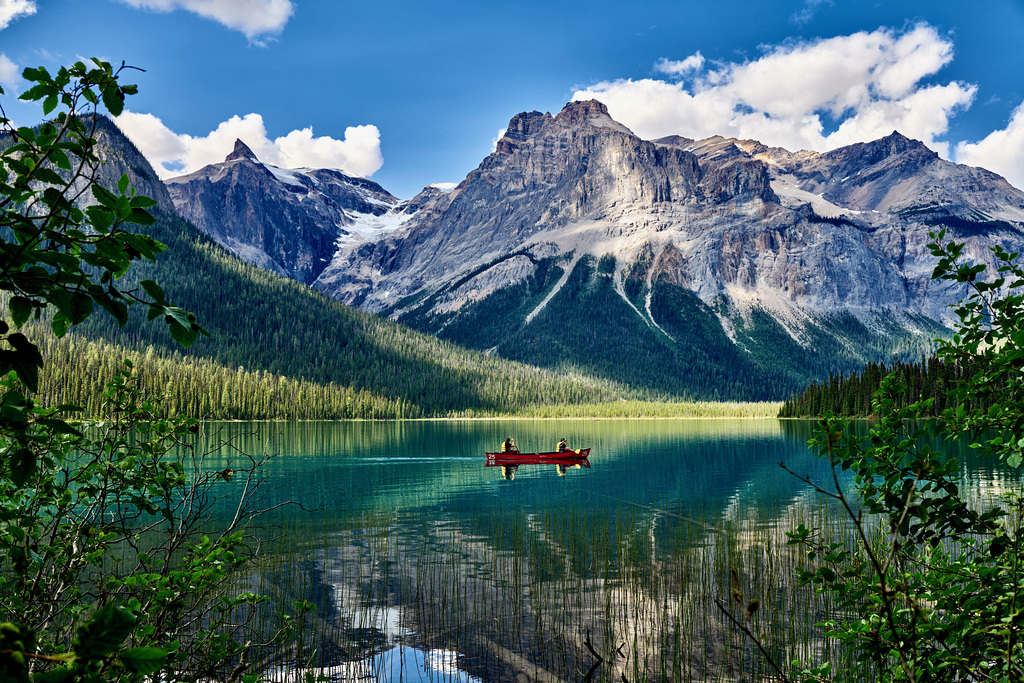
556,437,569,453
501,437,519,454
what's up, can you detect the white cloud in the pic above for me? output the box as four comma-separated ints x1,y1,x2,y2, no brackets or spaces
572,24,975,156
0,53,19,89
791,0,832,26
117,0,293,41
654,53,704,77
115,111,384,179
0,0,35,31
491,127,506,151
955,101,1024,190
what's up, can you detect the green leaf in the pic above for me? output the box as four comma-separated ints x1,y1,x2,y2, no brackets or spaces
90,184,118,210
95,297,129,326
32,668,77,683
41,93,58,115
127,207,156,226
10,448,36,487
18,82,52,103
33,167,65,187
100,84,125,117
37,418,83,437
140,280,164,302
20,66,49,83
51,316,69,338
6,333,43,392
49,148,71,171
74,604,135,660
68,293,93,325
129,195,158,209
169,321,199,348
84,204,115,233
9,297,33,328
119,647,167,674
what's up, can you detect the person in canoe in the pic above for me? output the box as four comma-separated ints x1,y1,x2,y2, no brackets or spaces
557,437,569,453
501,437,519,454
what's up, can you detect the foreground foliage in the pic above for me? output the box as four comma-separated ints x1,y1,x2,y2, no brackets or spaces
2,365,298,681
0,60,294,681
734,231,1024,682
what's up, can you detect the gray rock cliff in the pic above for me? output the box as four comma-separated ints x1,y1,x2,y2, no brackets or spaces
315,100,1024,322
165,140,403,284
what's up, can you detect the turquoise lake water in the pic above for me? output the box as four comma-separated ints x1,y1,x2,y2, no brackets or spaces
189,419,1017,682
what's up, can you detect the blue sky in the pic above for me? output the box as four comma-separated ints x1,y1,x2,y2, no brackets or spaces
1,0,1023,197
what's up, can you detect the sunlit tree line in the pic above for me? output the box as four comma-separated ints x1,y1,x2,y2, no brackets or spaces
778,355,991,417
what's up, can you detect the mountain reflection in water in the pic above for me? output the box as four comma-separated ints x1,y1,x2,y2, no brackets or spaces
185,419,1020,682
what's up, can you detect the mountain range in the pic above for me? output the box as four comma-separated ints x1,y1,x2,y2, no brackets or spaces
156,101,1024,400
29,117,626,420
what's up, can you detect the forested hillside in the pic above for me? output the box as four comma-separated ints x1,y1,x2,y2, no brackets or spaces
389,252,943,401
778,355,994,417
34,209,628,418
0,117,656,419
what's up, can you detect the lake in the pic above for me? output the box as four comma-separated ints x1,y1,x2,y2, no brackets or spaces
192,418,1018,682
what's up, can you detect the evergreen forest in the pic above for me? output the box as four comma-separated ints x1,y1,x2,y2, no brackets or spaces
778,355,996,417
391,249,944,402
26,207,629,418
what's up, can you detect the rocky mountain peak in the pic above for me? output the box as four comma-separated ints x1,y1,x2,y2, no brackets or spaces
868,130,938,162
555,99,634,135
822,130,938,169
504,110,552,142
225,138,259,163
558,99,610,120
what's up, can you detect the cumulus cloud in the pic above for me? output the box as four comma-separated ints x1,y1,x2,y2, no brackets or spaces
0,0,35,30
573,24,975,157
955,102,1024,190
117,0,293,41
654,53,705,77
115,111,384,179
0,53,19,89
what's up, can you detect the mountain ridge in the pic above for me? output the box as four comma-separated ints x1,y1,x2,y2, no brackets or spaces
157,100,1024,399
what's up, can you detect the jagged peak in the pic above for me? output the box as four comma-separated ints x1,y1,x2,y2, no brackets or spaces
226,139,259,163
558,99,611,119
556,99,635,135
498,100,637,148
652,134,696,148
862,131,938,161
504,110,552,142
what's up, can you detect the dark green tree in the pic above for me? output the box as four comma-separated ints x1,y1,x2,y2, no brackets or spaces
728,230,1024,682
0,60,296,682
1,59,205,482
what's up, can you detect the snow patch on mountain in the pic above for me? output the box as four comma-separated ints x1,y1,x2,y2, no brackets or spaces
337,209,415,249
770,176,857,217
264,164,308,188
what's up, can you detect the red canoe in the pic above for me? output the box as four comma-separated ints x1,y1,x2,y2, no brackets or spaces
486,455,591,468
485,448,591,464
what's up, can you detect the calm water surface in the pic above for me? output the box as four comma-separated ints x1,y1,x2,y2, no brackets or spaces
193,419,1017,682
